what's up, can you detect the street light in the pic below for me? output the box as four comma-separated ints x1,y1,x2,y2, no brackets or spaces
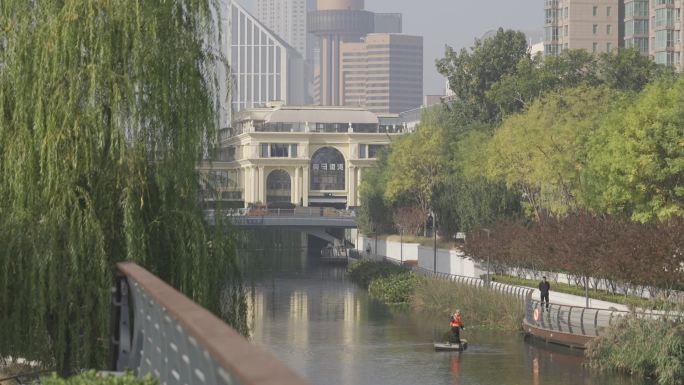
432,211,437,273
400,227,404,265
482,228,491,287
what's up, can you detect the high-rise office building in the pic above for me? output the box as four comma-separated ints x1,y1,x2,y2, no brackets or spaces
308,0,375,106
255,0,308,59
374,13,403,33
231,1,308,112
340,34,423,114
544,0,621,56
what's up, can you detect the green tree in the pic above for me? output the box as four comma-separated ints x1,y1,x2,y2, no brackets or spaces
583,77,684,222
488,48,668,118
384,125,448,234
486,86,626,218
435,130,522,236
596,48,673,92
0,0,246,373
357,151,394,235
488,49,598,116
436,28,529,124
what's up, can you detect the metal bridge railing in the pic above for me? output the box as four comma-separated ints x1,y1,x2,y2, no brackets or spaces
523,294,633,337
407,265,533,300
111,262,310,385
226,208,356,218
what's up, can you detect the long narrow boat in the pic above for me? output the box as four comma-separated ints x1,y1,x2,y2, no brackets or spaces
434,339,468,351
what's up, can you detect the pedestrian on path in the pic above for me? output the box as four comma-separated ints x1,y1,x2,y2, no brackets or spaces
539,276,550,310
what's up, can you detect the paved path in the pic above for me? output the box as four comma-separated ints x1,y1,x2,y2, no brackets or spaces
528,289,630,311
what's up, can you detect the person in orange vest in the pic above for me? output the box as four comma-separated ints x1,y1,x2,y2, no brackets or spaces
449,310,464,344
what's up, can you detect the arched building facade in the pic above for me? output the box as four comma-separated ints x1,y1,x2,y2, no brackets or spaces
200,103,409,208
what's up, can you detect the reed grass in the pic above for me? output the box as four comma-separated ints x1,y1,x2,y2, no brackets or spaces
411,278,525,331
586,315,684,385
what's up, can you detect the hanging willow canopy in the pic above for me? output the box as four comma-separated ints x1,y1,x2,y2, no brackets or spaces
0,0,246,374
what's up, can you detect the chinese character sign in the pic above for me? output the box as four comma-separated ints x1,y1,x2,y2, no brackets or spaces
310,147,345,191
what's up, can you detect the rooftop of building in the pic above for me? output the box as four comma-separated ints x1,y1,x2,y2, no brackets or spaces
234,102,379,124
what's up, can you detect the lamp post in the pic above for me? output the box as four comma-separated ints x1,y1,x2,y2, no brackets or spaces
400,227,404,265
432,211,437,273
482,228,491,287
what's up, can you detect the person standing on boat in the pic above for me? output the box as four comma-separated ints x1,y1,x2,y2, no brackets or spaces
539,276,551,310
449,310,464,344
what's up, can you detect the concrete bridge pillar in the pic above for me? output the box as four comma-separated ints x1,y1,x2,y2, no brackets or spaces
251,166,258,204
303,166,310,207
348,166,356,207
293,166,301,205
258,166,265,203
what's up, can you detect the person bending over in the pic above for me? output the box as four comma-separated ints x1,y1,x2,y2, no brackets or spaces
449,310,464,344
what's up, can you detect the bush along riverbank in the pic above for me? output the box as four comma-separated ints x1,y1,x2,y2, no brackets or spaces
586,316,684,385
347,260,524,331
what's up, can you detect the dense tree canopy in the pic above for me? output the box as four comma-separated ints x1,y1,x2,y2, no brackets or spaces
359,28,684,298
486,86,627,218
436,28,529,124
488,48,669,118
0,0,245,373
384,124,449,233
583,77,684,222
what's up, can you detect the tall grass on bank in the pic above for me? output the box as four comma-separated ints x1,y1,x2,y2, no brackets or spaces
586,315,684,385
411,278,524,331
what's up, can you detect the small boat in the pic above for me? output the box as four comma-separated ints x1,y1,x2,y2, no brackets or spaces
434,339,468,351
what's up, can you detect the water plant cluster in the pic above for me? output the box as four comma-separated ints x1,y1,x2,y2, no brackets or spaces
586,316,684,385
347,260,408,289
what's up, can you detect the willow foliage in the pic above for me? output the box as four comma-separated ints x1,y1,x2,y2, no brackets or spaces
0,0,246,373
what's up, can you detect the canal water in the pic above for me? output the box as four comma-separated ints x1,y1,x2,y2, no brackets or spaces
239,232,647,385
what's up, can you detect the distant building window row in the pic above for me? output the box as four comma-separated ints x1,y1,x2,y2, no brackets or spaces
260,143,298,158
358,144,386,159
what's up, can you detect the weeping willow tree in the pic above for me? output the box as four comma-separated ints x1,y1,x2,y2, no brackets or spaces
0,0,247,374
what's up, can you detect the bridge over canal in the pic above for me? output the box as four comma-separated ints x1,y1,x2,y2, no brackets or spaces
205,208,358,246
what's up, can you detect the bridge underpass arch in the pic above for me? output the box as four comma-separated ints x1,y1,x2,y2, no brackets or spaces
266,169,291,205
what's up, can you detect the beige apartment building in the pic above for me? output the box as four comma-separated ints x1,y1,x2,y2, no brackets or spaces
340,34,423,114
544,0,621,55
650,0,683,68
544,0,684,70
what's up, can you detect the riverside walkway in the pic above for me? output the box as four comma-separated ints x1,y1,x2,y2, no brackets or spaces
364,253,659,349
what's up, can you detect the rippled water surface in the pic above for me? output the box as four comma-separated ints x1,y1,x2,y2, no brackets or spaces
240,236,647,385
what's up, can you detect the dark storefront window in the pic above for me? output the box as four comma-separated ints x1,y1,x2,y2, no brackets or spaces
311,147,345,191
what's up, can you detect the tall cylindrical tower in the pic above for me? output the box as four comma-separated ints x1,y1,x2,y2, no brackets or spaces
308,0,373,105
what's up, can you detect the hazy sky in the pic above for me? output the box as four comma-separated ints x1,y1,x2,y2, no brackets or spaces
240,0,543,95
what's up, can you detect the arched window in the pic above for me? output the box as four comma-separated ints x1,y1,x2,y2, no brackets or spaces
266,170,291,203
310,147,345,191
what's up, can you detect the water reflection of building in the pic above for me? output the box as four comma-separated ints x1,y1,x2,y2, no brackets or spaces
288,291,309,348
247,289,266,342
213,102,408,208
